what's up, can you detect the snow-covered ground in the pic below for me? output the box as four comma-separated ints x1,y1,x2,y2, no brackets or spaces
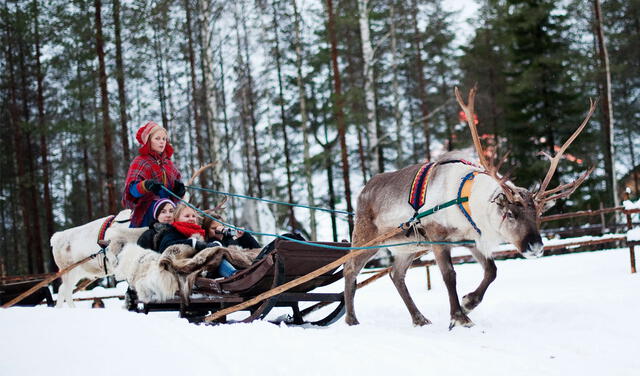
2,247,639,376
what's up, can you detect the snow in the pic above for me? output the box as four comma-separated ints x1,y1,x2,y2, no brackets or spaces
623,199,640,210
2,248,639,376
627,228,640,242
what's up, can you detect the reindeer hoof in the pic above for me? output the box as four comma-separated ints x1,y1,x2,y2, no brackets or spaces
461,294,481,314
345,315,360,326
448,312,474,330
412,315,432,327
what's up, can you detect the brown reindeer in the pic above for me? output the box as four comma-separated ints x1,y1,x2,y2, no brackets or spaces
344,87,596,329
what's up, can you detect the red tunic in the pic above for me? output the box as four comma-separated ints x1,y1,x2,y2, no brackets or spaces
122,141,181,227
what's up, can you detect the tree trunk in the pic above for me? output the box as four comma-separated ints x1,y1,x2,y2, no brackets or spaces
292,0,317,240
390,4,402,166
113,0,130,173
183,0,209,205
240,1,263,198
197,0,221,190
152,26,169,130
233,4,255,198
411,0,431,161
326,0,354,236
272,0,297,231
94,0,117,214
5,21,33,273
218,44,238,224
357,0,380,174
16,14,44,273
34,0,55,271
593,0,618,207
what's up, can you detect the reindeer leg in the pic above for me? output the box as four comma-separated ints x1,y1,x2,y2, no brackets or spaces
344,248,378,326
462,247,497,314
433,245,474,330
57,271,79,308
389,252,431,326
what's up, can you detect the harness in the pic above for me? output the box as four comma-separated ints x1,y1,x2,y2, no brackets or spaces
97,215,116,275
457,171,482,234
406,160,482,234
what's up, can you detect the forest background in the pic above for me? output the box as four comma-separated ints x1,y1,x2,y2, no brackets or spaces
1,0,638,276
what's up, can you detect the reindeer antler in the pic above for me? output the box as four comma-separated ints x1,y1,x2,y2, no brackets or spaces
454,86,516,202
187,162,217,186
183,162,217,203
533,99,597,214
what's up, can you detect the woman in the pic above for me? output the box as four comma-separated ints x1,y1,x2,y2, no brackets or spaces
156,205,237,278
137,199,175,251
122,121,186,228
202,212,260,249
202,211,304,264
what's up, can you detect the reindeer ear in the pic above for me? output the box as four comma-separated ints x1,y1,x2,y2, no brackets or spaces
493,193,509,208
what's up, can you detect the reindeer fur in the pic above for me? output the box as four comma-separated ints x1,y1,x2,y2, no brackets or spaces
113,243,179,303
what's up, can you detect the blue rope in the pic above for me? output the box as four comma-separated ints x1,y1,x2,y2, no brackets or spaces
161,186,476,250
185,185,355,216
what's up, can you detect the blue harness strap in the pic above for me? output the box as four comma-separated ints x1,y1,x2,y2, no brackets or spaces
457,172,482,235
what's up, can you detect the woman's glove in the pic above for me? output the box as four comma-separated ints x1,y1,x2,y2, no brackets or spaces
143,179,162,194
173,180,186,197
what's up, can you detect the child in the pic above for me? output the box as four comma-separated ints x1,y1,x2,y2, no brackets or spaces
156,205,237,278
137,199,176,251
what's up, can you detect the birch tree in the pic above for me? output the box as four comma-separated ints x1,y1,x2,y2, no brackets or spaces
357,0,380,174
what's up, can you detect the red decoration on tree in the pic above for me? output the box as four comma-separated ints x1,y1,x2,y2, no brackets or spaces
458,110,478,125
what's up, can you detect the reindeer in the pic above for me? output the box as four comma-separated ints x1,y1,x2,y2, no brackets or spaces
344,87,596,328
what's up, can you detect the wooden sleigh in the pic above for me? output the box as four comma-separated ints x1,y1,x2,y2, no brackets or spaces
0,277,55,307
127,239,350,326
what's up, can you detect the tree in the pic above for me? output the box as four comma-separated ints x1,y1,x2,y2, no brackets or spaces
592,0,618,207
327,0,354,236
94,0,117,214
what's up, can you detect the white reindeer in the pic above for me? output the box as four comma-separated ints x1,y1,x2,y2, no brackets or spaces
344,88,596,328
113,243,178,303
51,209,146,307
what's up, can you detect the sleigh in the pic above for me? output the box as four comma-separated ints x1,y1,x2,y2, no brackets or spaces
127,239,350,326
0,277,55,307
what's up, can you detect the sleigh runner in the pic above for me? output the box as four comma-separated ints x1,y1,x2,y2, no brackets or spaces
127,239,350,326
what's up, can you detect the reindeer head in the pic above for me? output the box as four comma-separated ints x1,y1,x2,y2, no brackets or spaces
455,87,596,258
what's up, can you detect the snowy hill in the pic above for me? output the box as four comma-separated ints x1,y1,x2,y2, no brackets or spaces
2,248,639,376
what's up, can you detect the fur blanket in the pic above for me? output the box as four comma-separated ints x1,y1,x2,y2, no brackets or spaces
114,243,179,303
159,244,261,303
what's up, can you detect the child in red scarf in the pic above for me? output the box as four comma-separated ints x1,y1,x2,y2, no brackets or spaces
122,122,185,227
156,205,237,277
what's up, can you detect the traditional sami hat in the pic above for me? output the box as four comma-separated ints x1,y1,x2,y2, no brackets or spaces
135,121,174,157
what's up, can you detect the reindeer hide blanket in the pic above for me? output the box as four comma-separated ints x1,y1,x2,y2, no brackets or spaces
158,244,262,301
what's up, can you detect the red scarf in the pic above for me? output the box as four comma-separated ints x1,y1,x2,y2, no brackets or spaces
172,221,205,239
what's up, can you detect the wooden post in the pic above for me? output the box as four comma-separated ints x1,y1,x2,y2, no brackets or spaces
626,212,636,273
426,265,431,290
599,202,606,232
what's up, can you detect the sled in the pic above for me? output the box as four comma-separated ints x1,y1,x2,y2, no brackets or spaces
0,278,54,307
128,239,350,326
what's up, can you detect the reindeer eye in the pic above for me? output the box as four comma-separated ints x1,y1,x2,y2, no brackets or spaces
506,211,514,219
